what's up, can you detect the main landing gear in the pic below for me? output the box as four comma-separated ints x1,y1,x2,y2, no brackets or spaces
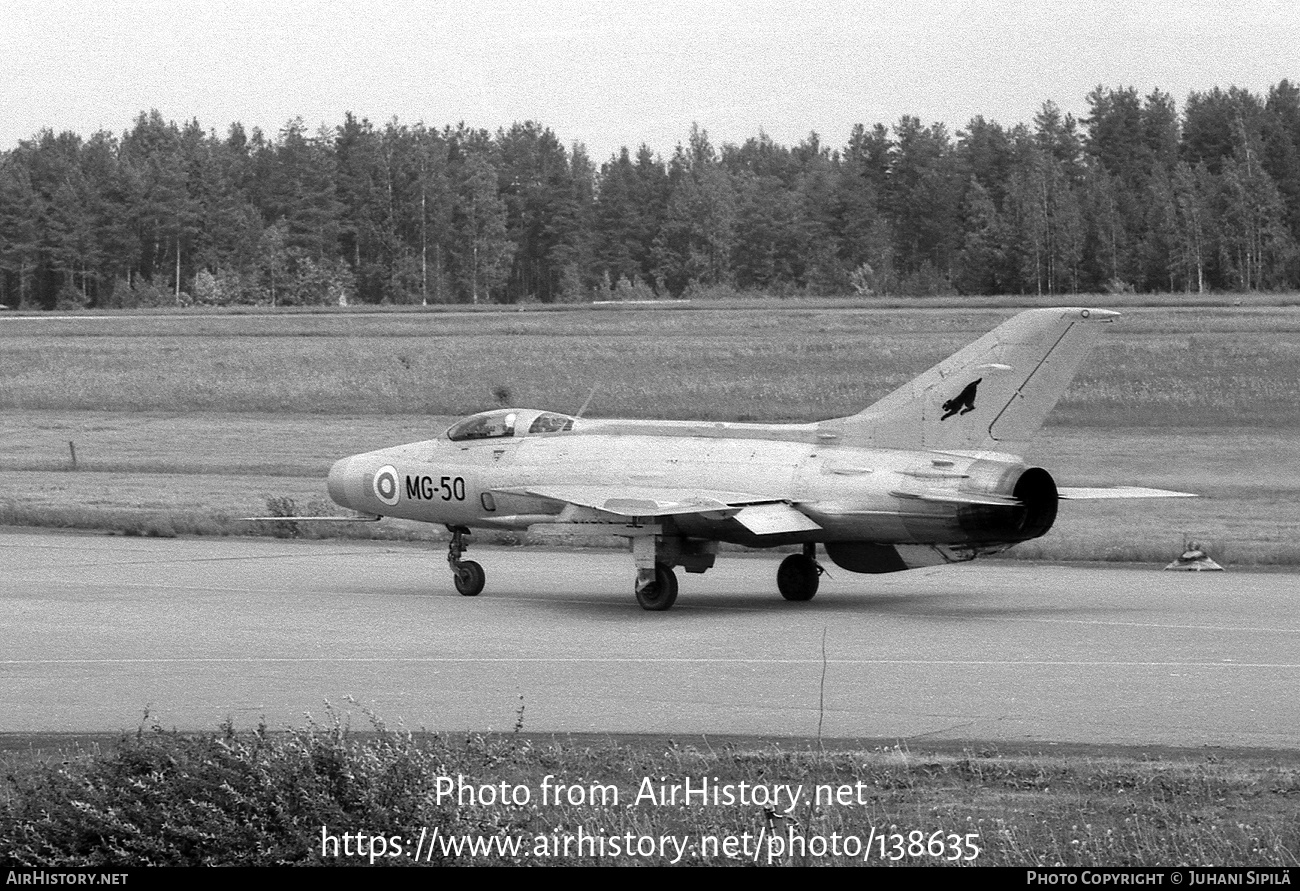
447,526,485,597
777,544,824,602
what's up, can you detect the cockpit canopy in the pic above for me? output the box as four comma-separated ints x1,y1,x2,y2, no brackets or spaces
446,409,576,442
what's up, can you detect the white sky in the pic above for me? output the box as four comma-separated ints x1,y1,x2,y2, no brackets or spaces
2,0,1297,162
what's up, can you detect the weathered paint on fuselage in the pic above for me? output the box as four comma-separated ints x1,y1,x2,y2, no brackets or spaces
326,418,1034,549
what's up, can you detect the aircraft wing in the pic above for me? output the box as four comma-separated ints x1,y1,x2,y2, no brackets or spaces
503,484,765,515
498,484,822,534
1057,486,1197,500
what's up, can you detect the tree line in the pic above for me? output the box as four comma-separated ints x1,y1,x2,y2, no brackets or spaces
2,82,1299,309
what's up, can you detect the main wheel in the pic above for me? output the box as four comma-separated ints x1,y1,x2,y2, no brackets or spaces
777,554,819,601
635,563,678,611
454,560,486,596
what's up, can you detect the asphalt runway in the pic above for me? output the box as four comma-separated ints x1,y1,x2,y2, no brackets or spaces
1,529,1297,748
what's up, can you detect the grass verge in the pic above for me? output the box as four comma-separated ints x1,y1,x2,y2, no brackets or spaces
2,713,1296,866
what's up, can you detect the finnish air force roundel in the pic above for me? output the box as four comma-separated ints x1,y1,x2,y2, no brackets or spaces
373,465,400,506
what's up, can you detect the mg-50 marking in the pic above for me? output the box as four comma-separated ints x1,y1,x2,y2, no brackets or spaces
405,475,467,502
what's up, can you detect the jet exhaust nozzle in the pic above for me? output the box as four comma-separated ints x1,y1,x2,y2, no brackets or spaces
956,465,1059,543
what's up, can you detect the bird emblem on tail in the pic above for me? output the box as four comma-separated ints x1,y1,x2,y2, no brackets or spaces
941,378,981,420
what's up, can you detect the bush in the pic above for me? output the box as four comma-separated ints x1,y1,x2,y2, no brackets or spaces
680,280,745,301
192,269,222,305
848,262,876,296
54,283,89,310
0,713,528,866
611,275,657,302
107,276,179,308
285,258,356,307
259,494,301,539
897,261,956,297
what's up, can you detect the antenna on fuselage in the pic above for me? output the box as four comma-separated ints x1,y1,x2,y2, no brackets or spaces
574,382,599,419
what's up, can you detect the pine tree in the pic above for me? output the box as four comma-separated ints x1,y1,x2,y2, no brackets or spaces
0,155,42,307
651,126,736,295
451,153,513,303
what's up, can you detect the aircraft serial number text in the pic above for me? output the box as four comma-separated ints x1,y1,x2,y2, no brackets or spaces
405,475,467,502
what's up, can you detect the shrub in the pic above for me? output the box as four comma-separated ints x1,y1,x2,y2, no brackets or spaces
54,283,89,310
0,714,510,866
260,495,301,539
611,275,657,302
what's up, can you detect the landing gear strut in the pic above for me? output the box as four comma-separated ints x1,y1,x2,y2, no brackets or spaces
447,526,485,596
777,544,823,602
631,531,679,611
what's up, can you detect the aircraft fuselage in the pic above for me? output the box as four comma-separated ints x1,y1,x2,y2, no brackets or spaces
328,424,1053,551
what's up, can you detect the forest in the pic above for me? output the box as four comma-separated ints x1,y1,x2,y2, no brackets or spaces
1,82,1299,308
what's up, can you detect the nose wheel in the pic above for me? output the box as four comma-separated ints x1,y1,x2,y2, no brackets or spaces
447,526,485,596
635,563,678,611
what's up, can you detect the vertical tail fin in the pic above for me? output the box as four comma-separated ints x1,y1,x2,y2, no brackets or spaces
828,308,1118,453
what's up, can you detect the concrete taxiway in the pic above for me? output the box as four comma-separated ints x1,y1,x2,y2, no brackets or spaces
1,530,1296,748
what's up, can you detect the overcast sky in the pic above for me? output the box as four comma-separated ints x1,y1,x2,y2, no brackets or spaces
2,0,1297,161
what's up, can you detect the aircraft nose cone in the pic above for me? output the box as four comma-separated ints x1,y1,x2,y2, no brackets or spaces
327,456,361,510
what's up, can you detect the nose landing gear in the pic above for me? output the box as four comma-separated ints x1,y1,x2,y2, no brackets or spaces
635,563,678,611
631,530,679,611
447,526,485,596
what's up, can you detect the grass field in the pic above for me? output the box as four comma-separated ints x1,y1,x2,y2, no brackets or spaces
0,302,1295,562
3,304,1299,424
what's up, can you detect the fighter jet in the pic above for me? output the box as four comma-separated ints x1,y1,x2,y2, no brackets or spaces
325,307,1192,610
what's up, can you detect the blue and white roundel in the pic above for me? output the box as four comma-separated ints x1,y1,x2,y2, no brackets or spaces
373,465,400,506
